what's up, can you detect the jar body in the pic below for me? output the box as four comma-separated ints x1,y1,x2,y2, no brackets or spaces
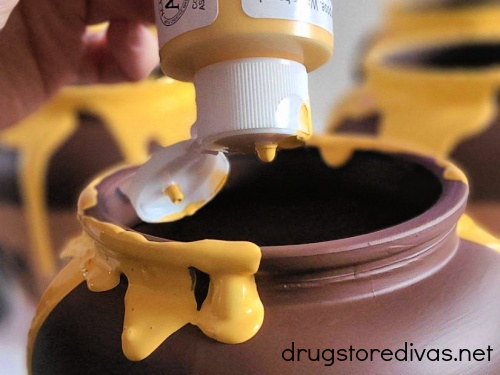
31,238,500,374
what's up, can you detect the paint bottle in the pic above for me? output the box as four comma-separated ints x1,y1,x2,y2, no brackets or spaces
121,0,335,224
155,0,334,161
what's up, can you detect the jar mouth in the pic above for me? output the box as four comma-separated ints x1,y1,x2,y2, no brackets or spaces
399,0,499,13
82,136,468,271
367,34,500,80
385,41,500,71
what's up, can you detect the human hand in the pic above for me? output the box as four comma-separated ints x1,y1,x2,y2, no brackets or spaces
0,0,159,129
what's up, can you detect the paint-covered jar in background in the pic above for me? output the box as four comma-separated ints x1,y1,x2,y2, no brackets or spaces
330,31,500,235
352,0,500,80
0,77,195,299
29,135,500,374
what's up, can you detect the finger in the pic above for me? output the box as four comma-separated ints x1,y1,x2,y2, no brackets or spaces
0,0,18,29
77,22,158,84
107,21,159,81
86,0,155,25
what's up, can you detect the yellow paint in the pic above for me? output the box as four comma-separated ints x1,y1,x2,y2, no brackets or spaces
385,1,500,39
28,168,264,368
330,31,500,159
327,20,500,255
457,214,500,253
440,161,468,185
311,134,467,185
155,166,229,224
299,104,313,136
164,183,184,204
255,143,278,163
87,22,109,33
0,78,195,282
158,0,334,81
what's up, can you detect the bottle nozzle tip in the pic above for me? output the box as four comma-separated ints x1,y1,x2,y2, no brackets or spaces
255,143,278,163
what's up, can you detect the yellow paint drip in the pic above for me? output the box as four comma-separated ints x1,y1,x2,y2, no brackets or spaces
255,143,278,163
299,104,313,136
0,78,195,281
28,169,264,368
458,214,500,253
312,134,468,185
164,183,184,204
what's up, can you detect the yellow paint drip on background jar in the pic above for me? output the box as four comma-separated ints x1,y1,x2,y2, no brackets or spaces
0,77,195,298
328,29,500,235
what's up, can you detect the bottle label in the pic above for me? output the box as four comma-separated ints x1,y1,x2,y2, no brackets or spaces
242,0,333,35
155,0,219,46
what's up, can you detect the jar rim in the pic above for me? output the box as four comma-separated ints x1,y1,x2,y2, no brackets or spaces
79,135,468,273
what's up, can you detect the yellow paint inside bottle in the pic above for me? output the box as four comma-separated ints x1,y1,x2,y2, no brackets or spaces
255,143,278,163
28,167,264,368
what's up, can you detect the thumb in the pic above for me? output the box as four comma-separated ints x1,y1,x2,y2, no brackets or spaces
0,0,18,29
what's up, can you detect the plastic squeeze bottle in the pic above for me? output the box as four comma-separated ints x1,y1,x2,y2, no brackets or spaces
122,0,334,223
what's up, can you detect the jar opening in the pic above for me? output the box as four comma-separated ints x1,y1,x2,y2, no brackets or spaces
133,148,442,246
408,0,499,12
385,42,500,70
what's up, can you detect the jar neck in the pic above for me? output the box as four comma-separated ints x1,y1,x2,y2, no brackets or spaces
256,205,463,304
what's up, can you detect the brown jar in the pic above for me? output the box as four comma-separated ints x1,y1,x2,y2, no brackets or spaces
29,136,500,374
0,78,195,298
330,33,500,235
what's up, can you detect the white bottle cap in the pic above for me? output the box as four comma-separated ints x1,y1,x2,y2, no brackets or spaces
120,140,229,223
193,57,312,156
